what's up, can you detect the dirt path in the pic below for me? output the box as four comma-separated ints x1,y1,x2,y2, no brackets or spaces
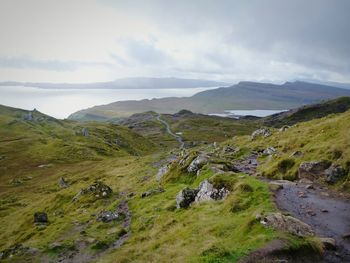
236,154,350,262
274,181,350,262
156,113,184,148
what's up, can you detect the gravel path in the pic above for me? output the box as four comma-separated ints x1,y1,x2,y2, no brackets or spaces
156,113,184,148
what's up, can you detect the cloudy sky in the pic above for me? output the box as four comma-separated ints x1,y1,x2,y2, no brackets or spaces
0,0,349,83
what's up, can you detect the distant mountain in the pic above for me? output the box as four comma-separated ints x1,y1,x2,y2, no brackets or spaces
0,77,228,89
69,81,350,120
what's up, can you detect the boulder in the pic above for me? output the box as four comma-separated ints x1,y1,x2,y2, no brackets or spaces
187,155,208,173
279,125,290,132
34,212,48,224
251,128,271,140
58,177,69,188
260,213,314,237
73,181,113,201
263,147,277,155
176,188,198,208
324,164,346,184
81,127,89,137
195,180,229,203
298,161,331,179
141,187,165,198
97,210,119,223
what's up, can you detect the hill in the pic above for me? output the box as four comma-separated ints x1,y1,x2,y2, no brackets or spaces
261,96,350,127
69,81,350,120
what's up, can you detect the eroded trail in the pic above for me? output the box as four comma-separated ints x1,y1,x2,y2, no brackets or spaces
236,155,350,262
275,181,350,262
156,113,184,148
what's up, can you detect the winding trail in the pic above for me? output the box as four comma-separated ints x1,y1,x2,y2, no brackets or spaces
156,113,184,148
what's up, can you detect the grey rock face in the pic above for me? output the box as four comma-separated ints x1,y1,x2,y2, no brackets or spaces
251,128,271,140
195,180,229,203
34,212,48,224
298,161,331,178
97,210,119,223
176,188,198,208
325,165,346,184
260,212,314,237
187,155,208,173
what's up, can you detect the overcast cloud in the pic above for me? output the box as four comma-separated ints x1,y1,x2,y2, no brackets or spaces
0,0,349,83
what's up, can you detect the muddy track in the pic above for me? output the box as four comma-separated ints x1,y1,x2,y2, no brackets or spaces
156,113,184,148
237,155,350,262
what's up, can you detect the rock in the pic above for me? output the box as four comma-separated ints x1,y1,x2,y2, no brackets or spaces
195,180,229,203
141,188,165,198
306,209,316,216
298,191,307,198
298,178,313,184
305,184,314,190
73,181,112,201
222,146,236,153
279,125,290,132
342,233,350,239
97,210,119,223
23,111,33,121
298,161,331,179
290,150,303,157
320,237,336,250
321,209,328,213
187,155,208,173
58,177,69,188
260,212,314,237
81,127,89,137
263,146,277,155
269,182,284,191
156,165,169,181
325,164,346,184
176,188,198,208
34,212,48,224
251,128,271,140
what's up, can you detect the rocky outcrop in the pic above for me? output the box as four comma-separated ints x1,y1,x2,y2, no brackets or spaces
73,181,113,201
263,147,277,155
176,188,198,208
34,212,48,224
187,155,208,173
251,128,271,140
298,161,331,179
81,127,89,137
260,212,314,237
325,164,346,184
195,180,229,203
278,125,290,132
97,210,119,223
176,180,229,208
141,187,165,198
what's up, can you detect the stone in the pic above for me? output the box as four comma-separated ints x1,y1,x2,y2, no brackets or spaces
141,188,165,198
176,188,198,208
324,164,346,184
187,155,208,173
305,184,314,190
34,212,48,224
342,233,350,239
195,180,229,203
320,237,336,250
279,125,290,132
321,209,329,213
260,212,314,237
298,178,313,184
97,210,119,223
298,161,331,179
251,128,271,140
263,146,277,155
156,165,169,181
58,177,69,188
73,181,112,201
81,127,89,137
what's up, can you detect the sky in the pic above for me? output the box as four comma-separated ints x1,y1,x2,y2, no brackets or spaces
0,0,349,83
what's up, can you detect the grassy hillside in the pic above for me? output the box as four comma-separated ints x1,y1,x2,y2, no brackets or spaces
68,81,350,119
231,110,350,191
261,96,350,127
1,103,341,262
